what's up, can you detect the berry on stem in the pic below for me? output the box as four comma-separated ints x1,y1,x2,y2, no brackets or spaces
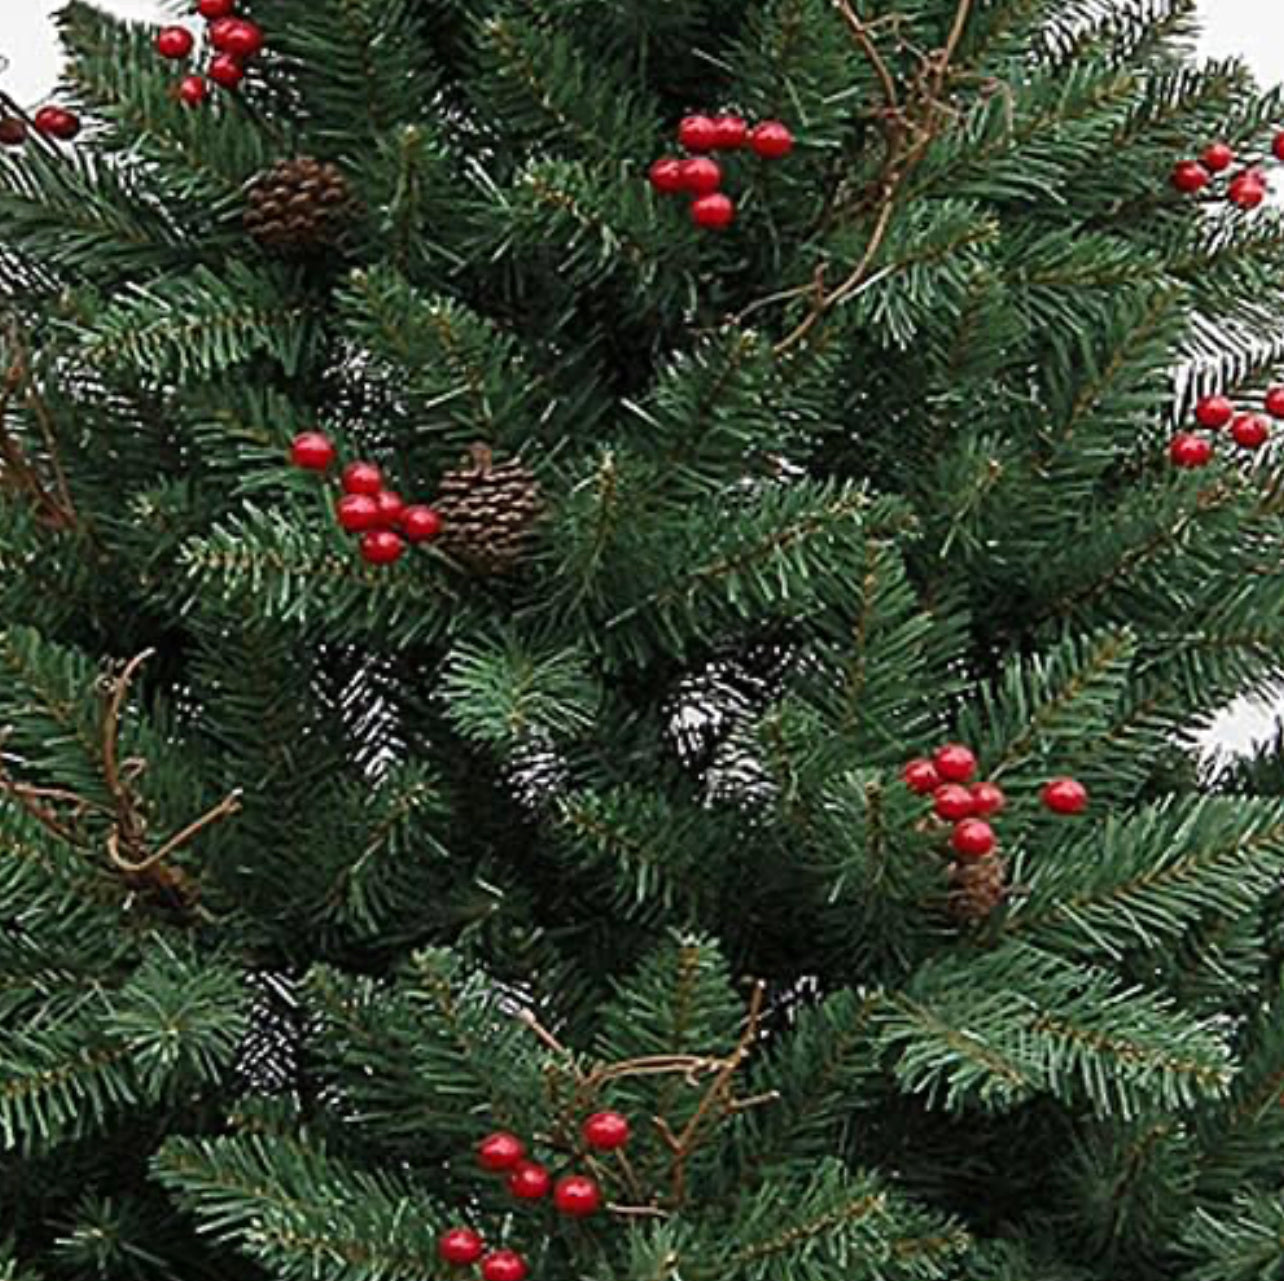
508,1161,552,1200
1170,433,1212,468
1171,160,1210,194
1276,132,1284,163
1194,394,1234,430
1229,171,1267,209
952,819,996,860
933,744,978,783
221,18,265,58
691,193,735,229
713,114,748,148
750,121,794,158
402,506,444,543
554,1174,602,1218
209,17,239,49
439,1230,485,1267
33,107,81,140
583,1110,631,1150
1042,777,1088,815
290,431,336,471
903,758,940,794
197,0,236,16
1266,388,1284,420
375,490,406,527
649,158,686,194
1231,413,1270,449
680,157,722,195
208,54,245,88
482,1253,528,1281
1202,142,1234,173
342,461,383,496
178,75,209,106
156,26,195,59
678,114,719,152
360,530,404,566
337,494,380,534
477,1131,526,1173
970,782,1007,817
933,784,976,822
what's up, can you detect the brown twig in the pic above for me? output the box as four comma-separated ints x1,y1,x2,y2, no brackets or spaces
105,789,242,875
835,0,901,111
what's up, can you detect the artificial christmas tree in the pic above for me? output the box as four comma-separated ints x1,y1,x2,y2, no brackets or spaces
5,2,1284,1280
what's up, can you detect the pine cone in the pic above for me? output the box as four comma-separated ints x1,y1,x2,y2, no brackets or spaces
948,855,1008,923
436,444,543,575
244,156,355,254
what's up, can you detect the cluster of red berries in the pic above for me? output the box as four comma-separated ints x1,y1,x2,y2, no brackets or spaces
0,105,82,148
903,744,1089,857
1170,387,1284,469
438,1112,631,1280
648,114,795,231
290,431,443,566
1171,135,1284,210
154,0,267,106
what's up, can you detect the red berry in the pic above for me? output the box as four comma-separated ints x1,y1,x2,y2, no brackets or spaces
678,114,719,152
0,118,27,147
33,107,81,140
1202,142,1234,173
402,505,444,543
750,121,794,158
1171,160,1210,194
1170,432,1212,468
197,0,236,16
553,1174,602,1218
680,157,722,195
649,158,686,194
481,1252,528,1281
1266,388,1284,420
691,193,735,230
933,744,978,783
209,17,237,48
903,758,941,794
337,494,380,534
360,530,404,566
1194,394,1234,430
156,26,195,59
508,1160,552,1201
1042,777,1088,816
208,54,245,88
1231,413,1270,449
970,782,1007,817
583,1110,631,1150
439,1229,485,1267
342,461,383,496
1276,132,1284,163
712,114,748,149
1229,171,1267,209
477,1131,526,1173
933,784,976,822
375,490,406,527
178,75,209,105
290,431,336,471
952,819,996,860
220,18,265,59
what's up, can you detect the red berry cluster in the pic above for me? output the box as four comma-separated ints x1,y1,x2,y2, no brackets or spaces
1170,387,1284,469
0,104,83,147
648,114,795,231
154,0,267,105
438,1114,631,1280
903,745,1089,855
1170,136,1284,211
289,431,443,567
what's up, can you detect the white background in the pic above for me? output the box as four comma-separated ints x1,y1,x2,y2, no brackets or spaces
5,0,1284,754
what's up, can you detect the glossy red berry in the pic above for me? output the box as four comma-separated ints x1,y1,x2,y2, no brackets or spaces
209,17,238,48
1202,142,1234,173
680,157,722,195
402,506,444,543
554,1174,602,1218
933,744,978,783
33,107,81,140
903,758,940,794
208,54,245,88
1229,171,1267,209
178,75,209,106
477,1131,526,1173
290,431,336,471
342,461,383,496
1170,433,1212,468
360,530,404,566
439,1229,485,1267
508,1161,552,1201
1194,394,1234,430
1266,388,1284,420
750,121,794,158
1042,777,1088,815
933,784,976,822
197,0,236,16
970,782,1007,817
952,819,996,860
375,490,406,527
220,18,265,59
583,1110,631,1150
1275,132,1284,163
1171,160,1210,194
156,26,195,58
691,193,735,230
712,114,748,149
1231,413,1270,449
481,1252,528,1281
678,114,719,152
649,158,686,194
0,118,27,147
337,494,380,534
